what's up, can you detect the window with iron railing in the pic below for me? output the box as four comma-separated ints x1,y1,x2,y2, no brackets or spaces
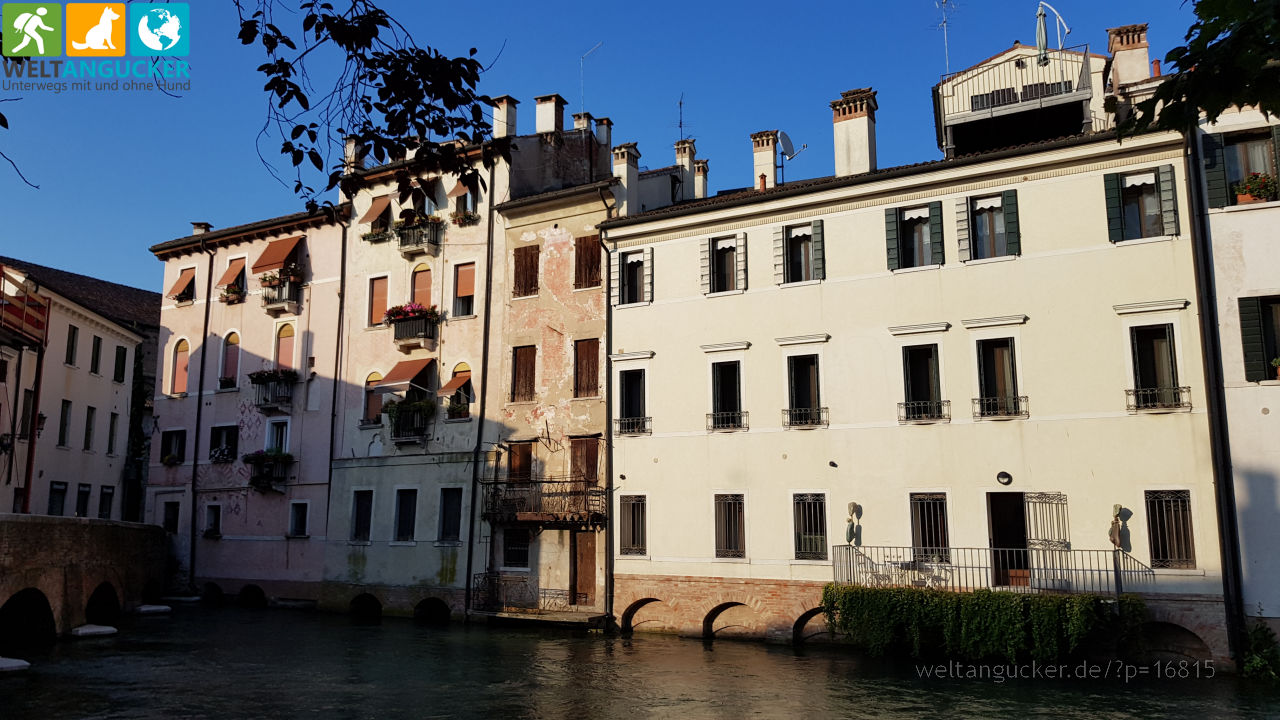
617,369,649,434
785,354,826,427
714,493,745,558
1129,324,1189,411
975,338,1026,418
709,361,746,430
793,493,827,560
901,344,949,422
909,492,950,562
1145,490,1195,569
620,495,646,555
503,528,530,568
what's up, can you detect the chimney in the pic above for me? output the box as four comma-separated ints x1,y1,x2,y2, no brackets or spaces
191,222,212,235
1151,59,1161,77
751,130,778,189
675,139,696,201
1107,24,1151,88
612,143,640,216
595,117,612,149
535,93,567,134
573,111,594,131
342,135,366,173
492,95,519,138
831,88,878,177
694,159,709,199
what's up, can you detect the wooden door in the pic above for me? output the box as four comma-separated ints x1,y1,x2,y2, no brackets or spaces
572,531,595,606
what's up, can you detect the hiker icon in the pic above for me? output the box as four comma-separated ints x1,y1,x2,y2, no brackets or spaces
11,7,54,55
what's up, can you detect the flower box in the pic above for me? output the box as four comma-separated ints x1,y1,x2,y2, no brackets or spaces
1233,173,1277,204
247,368,300,385
242,450,295,464
383,303,440,324
450,210,481,227
260,273,281,288
219,289,246,304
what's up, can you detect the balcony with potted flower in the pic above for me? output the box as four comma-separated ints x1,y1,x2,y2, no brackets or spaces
384,398,435,444
218,285,246,305
260,266,304,316
1234,172,1278,206
248,368,299,414
243,449,294,492
385,303,439,351
450,209,481,227
397,214,444,257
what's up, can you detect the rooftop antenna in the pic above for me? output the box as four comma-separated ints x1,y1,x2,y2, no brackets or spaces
777,131,807,184
677,93,690,141
579,41,603,116
937,0,958,75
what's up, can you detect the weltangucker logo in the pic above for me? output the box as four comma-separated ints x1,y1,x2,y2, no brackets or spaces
1,2,190,93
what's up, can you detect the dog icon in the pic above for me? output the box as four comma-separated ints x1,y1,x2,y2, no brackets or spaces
71,6,119,50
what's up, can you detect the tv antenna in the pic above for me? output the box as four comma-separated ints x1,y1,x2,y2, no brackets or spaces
676,93,693,141
580,41,603,117
777,131,807,184
937,0,958,75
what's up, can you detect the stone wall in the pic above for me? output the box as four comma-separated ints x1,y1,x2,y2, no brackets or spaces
615,574,829,643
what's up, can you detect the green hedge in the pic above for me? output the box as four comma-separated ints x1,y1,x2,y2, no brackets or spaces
821,584,1147,662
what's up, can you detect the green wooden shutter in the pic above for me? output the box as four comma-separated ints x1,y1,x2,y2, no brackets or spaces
642,247,654,302
773,227,785,284
1157,165,1179,236
928,201,944,266
699,239,710,294
1103,173,1124,243
810,219,825,280
609,250,620,306
1002,189,1021,255
955,199,970,262
885,208,900,270
1239,296,1268,382
735,233,747,291
1202,133,1228,209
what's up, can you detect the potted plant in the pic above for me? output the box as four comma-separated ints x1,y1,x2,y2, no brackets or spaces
281,262,305,283
209,445,235,463
247,368,301,385
162,454,182,466
383,302,441,325
259,272,281,288
450,209,481,227
219,287,245,304
1272,357,1280,381
1234,172,1278,204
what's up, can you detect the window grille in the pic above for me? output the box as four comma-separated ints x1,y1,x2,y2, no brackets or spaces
714,493,745,558
793,493,827,560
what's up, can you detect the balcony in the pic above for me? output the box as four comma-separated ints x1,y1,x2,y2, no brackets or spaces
707,411,748,432
614,417,651,436
261,279,302,316
832,545,1155,597
782,407,829,429
482,476,606,530
249,371,298,414
243,452,293,493
972,395,1029,420
397,221,443,257
389,402,434,444
391,315,438,351
897,400,951,424
470,572,588,614
1126,386,1192,413
362,228,394,244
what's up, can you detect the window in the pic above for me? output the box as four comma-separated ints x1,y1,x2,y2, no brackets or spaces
709,361,745,430
205,504,222,537
267,420,289,453
162,501,180,533
618,250,647,305
507,441,533,483
1121,173,1162,240
57,399,71,447
1225,133,1277,205
445,364,473,420
786,227,813,283
394,488,417,542
970,86,1017,111
1105,166,1177,241
714,493,745,558
901,344,946,421
65,325,79,365
785,355,824,427
369,196,393,234
363,372,383,424
289,501,309,537
369,276,388,327
511,345,536,402
453,263,476,317
169,268,196,304
793,493,827,560
503,528,530,568
620,495,646,555
411,266,431,307
573,339,599,398
171,339,190,394
75,483,91,517
106,413,119,455
1238,296,1280,382
97,486,114,519
618,369,647,434
910,493,950,559
513,245,540,298
438,487,462,542
708,237,739,293
83,406,95,450
90,335,102,374
113,345,127,383
570,437,599,483
778,221,825,285
574,235,601,289
220,333,240,388
18,389,33,440
886,203,942,270
161,429,186,464
47,482,67,516
1145,490,1195,569
453,185,476,215
210,425,238,462
963,191,1021,260
274,325,294,371
975,338,1022,417
351,490,373,542
1129,324,1185,410
0,357,6,381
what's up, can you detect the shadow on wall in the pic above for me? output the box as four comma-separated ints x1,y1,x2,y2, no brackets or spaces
1238,467,1280,618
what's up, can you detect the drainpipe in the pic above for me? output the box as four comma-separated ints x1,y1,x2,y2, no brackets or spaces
1184,131,1246,660
186,240,216,591
600,230,616,631
19,342,42,513
6,348,22,489
327,209,351,543
464,162,499,616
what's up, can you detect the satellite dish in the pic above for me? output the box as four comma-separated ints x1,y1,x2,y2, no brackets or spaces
779,131,795,158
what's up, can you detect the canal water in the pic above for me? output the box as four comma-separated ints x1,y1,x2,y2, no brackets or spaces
2,605,1278,719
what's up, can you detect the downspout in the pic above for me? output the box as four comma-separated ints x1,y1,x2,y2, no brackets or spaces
19,342,42,513
187,241,216,590
327,209,350,539
599,230,615,630
464,161,499,616
6,349,22,489
1184,131,1245,660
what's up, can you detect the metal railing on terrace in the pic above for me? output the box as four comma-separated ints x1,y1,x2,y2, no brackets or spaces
483,475,606,529
615,417,651,435
471,572,587,613
832,545,1155,598
782,407,829,428
707,410,748,431
262,280,301,309
390,405,432,442
936,45,1094,125
972,395,1030,420
397,221,443,255
252,381,293,411
898,400,951,424
1126,386,1192,413
391,315,438,343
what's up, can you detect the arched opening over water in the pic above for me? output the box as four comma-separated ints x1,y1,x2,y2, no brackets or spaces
350,593,382,624
1141,621,1212,661
621,597,662,634
0,587,57,654
702,601,747,639
85,582,121,626
202,582,225,604
792,607,831,644
238,584,268,609
413,598,451,625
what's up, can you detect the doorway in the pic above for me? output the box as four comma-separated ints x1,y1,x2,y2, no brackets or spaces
571,531,595,606
987,492,1029,587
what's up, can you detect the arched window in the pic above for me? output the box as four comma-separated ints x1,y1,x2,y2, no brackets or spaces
220,332,240,388
411,265,432,307
172,339,190,394
275,324,295,370
364,372,383,423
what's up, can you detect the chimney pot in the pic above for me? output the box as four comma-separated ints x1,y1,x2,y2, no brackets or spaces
1107,24,1151,87
831,88,878,177
572,111,594,131
694,159,709,199
675,139,696,201
534,93,568,134
1151,59,1161,77
492,95,519,138
191,222,212,235
612,143,640,216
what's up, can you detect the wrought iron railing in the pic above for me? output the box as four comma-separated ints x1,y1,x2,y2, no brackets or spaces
972,395,1029,419
936,44,1094,122
897,400,951,423
397,221,443,253
707,410,748,431
252,380,293,410
615,417,651,435
483,476,606,527
262,280,301,308
391,315,438,342
471,572,588,613
1126,386,1192,412
832,545,1155,597
391,406,432,442
782,407,829,428
247,458,292,492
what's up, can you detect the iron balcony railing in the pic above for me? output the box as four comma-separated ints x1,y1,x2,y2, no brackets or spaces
615,417,651,435
897,400,951,424
1126,386,1192,413
391,315,438,343
936,44,1094,124
707,410,749,431
832,545,1155,598
972,395,1030,420
390,406,432,442
262,280,301,309
782,407,829,428
252,380,293,411
247,457,292,492
397,222,443,254
482,476,606,528
471,572,588,613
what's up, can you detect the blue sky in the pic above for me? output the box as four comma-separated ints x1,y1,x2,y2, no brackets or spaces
0,0,1196,292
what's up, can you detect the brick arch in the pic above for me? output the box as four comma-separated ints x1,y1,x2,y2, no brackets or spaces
792,607,831,644
0,586,57,650
620,597,663,633
85,581,122,626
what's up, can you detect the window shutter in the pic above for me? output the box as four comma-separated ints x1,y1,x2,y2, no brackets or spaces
885,208,900,271
1157,165,1179,236
810,220,825,280
642,247,654,302
928,201,944,266
609,251,620,306
1103,173,1124,243
773,227,785,284
699,239,711,294
735,233,748,291
1002,189,1021,255
1238,296,1268,382
955,199,970,262
1201,133,1229,209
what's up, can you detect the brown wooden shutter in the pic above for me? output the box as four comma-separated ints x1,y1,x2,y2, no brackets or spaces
508,442,532,483
412,268,432,307
571,437,599,483
456,263,475,298
369,276,388,326
574,338,599,397
575,235,601,288
514,245,540,297
512,346,536,401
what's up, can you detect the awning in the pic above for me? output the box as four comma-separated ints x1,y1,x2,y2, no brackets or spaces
446,180,472,199
359,195,391,224
216,258,246,287
1124,172,1156,188
251,236,303,273
972,196,1003,211
437,371,471,397
901,206,930,221
167,268,195,298
373,358,435,395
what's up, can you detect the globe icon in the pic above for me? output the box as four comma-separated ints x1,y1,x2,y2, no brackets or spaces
137,8,182,52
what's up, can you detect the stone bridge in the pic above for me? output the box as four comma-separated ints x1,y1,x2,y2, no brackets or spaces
0,514,166,647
